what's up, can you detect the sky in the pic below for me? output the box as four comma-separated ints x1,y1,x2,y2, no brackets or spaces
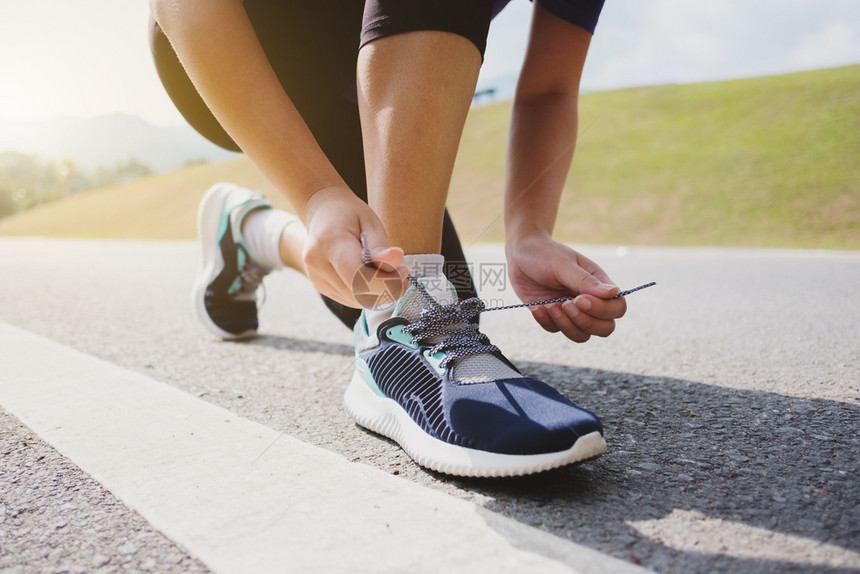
1,0,858,127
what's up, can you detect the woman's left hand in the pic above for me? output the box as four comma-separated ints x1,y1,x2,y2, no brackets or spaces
506,232,627,342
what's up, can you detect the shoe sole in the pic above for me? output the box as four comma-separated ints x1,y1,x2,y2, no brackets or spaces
191,183,257,341
344,369,607,478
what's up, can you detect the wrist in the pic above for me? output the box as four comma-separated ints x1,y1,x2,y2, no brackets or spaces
505,225,554,267
505,219,552,250
297,184,353,225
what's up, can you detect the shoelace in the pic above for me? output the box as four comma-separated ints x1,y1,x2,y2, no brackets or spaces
360,233,655,366
239,258,269,293
404,276,501,367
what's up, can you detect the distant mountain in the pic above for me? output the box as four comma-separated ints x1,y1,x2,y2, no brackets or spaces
4,65,858,249
0,114,238,173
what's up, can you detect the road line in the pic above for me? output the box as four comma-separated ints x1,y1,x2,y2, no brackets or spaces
0,322,646,574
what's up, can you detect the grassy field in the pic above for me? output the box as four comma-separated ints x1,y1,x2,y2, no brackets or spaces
0,157,289,240
1,64,858,248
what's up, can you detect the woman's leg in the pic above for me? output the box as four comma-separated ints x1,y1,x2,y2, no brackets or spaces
357,30,481,256
150,0,482,329
356,1,494,319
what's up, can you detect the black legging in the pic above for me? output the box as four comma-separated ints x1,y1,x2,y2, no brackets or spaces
149,0,495,328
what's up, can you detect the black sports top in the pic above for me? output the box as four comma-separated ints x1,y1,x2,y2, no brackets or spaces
492,0,605,33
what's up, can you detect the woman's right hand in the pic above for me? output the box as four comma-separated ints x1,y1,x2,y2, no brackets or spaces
301,186,407,309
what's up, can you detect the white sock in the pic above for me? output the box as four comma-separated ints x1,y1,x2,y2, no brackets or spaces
364,253,446,335
241,208,299,270
402,253,445,280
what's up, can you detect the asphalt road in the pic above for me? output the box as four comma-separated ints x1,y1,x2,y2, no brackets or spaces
1,237,859,573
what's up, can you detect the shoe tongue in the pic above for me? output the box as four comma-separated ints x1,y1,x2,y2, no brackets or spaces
396,275,457,323
395,274,523,384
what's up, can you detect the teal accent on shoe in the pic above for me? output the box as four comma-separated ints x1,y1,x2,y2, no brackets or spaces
237,238,273,273
385,324,417,349
422,349,448,376
233,201,274,274
216,210,231,243
355,358,385,397
227,248,247,295
234,199,266,226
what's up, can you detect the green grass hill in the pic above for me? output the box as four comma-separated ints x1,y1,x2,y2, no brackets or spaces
1,64,858,248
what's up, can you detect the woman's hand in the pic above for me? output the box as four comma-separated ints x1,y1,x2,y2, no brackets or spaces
506,232,626,342
301,186,407,309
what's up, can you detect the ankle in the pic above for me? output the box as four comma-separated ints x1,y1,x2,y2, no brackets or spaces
402,253,444,278
240,208,300,271
363,253,446,335
277,218,307,274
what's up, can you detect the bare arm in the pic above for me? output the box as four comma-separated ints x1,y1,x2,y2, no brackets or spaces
504,4,625,342
151,0,343,218
505,4,589,243
150,0,404,306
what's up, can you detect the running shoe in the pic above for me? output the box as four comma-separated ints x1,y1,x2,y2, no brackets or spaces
192,183,273,340
345,275,606,477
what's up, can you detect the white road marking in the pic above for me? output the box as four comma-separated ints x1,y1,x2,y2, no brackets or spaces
0,322,646,574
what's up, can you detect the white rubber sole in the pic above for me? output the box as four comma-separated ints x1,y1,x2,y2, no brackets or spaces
344,368,607,478
191,183,256,341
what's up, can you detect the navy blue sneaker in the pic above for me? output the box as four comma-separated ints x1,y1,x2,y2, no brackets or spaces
192,183,273,340
345,276,606,477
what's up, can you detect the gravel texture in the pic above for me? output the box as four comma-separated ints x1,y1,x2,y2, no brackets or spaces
0,408,210,574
